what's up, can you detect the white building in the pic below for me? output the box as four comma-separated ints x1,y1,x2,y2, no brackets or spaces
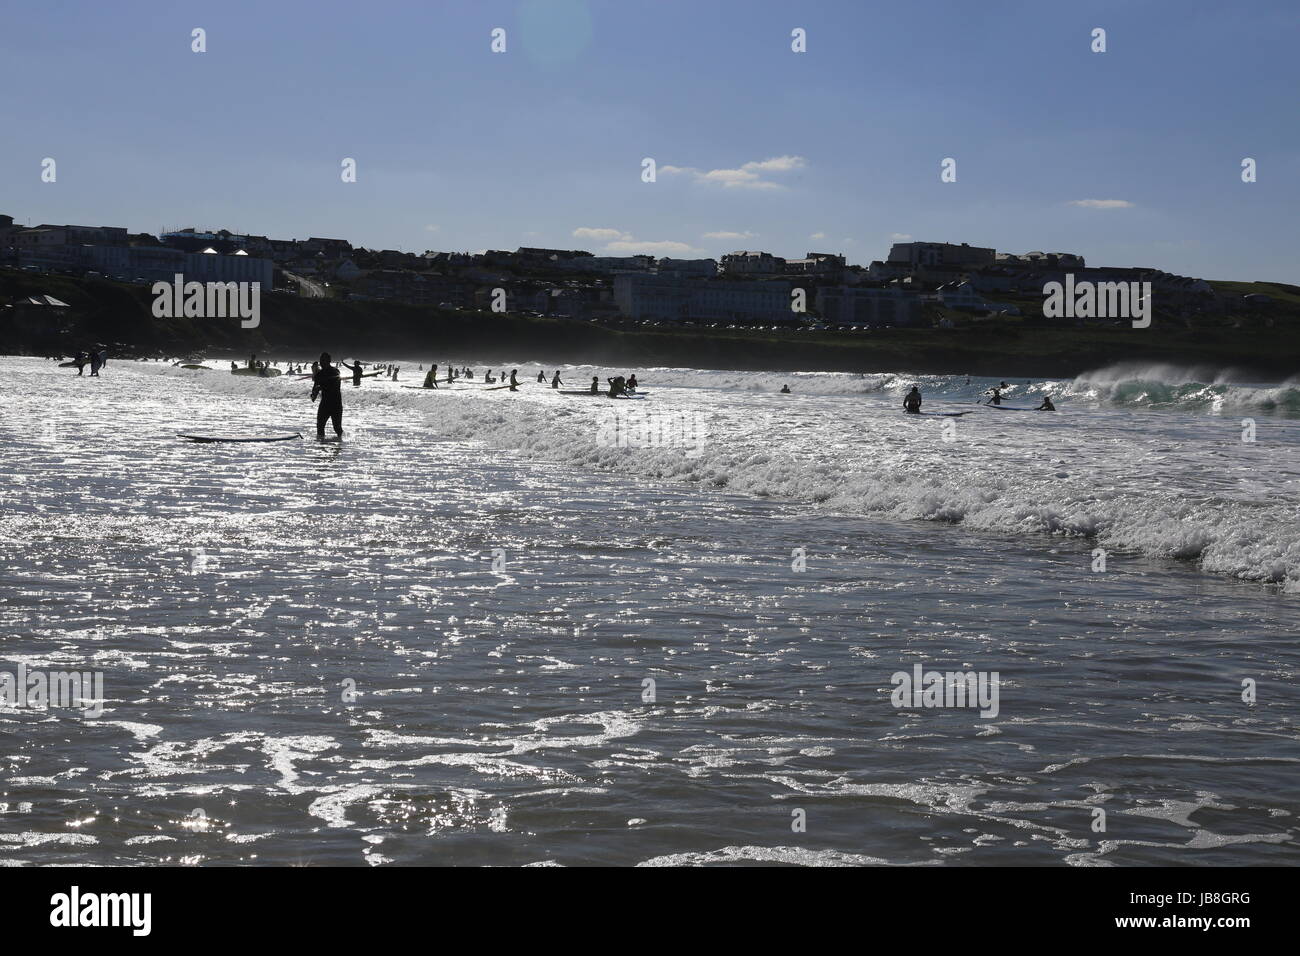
615,274,793,322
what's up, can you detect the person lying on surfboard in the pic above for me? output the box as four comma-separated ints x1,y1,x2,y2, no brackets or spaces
903,386,922,414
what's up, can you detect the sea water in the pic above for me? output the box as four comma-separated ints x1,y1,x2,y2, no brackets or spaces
0,356,1297,866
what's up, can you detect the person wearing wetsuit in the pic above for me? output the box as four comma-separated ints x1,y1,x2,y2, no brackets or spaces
589,376,600,394
986,387,1003,406
627,375,638,392
75,351,88,376
607,375,627,398
89,350,104,377
551,371,562,389
311,352,344,439
537,370,546,383
780,384,791,394
341,360,364,387
423,365,439,389
1035,396,1056,411
903,386,922,414
508,369,519,391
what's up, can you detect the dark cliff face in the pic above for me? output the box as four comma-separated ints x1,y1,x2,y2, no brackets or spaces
1,270,1295,379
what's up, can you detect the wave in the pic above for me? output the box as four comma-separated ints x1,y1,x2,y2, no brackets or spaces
145,362,1300,593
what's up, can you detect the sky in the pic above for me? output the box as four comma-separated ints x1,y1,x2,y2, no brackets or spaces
1,0,1296,281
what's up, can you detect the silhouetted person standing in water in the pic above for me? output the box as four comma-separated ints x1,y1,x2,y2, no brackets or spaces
509,369,519,391
312,352,344,439
341,359,363,387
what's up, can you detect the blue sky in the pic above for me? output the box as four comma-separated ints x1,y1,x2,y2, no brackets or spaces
1,0,1296,281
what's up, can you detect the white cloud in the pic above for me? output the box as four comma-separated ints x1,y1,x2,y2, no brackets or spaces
809,231,826,240
574,227,700,256
703,230,756,240
573,227,628,241
663,155,806,190
890,232,912,240
1068,199,1134,209
424,224,439,232
606,239,700,256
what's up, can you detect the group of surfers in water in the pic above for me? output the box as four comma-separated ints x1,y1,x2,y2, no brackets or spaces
417,365,639,397
307,354,643,439
902,381,1055,414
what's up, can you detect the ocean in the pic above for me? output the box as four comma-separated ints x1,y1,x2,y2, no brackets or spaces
1,355,1297,866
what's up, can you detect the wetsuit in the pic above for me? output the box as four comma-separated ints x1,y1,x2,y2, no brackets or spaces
903,390,922,414
342,362,363,387
312,364,343,437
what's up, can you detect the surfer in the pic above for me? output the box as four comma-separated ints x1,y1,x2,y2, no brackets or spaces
537,370,546,383
903,386,922,414
986,387,1003,406
423,365,439,389
508,369,519,391
484,371,496,383
1035,395,1056,411
627,374,639,392
89,350,104,377
551,371,562,389
341,360,364,387
607,375,627,398
589,376,600,394
311,352,344,439
75,351,88,375
780,384,791,394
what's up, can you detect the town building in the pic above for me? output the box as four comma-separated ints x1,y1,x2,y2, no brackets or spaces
815,286,924,327
887,241,996,270
720,251,786,275
615,273,793,323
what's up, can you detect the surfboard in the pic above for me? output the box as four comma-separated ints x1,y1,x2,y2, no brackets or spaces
231,367,283,377
985,404,1034,411
59,361,80,368
559,390,602,396
178,433,302,443
401,385,443,390
179,364,211,370
485,383,520,391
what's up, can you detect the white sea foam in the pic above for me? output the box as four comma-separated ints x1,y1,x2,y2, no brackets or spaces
136,360,1300,590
